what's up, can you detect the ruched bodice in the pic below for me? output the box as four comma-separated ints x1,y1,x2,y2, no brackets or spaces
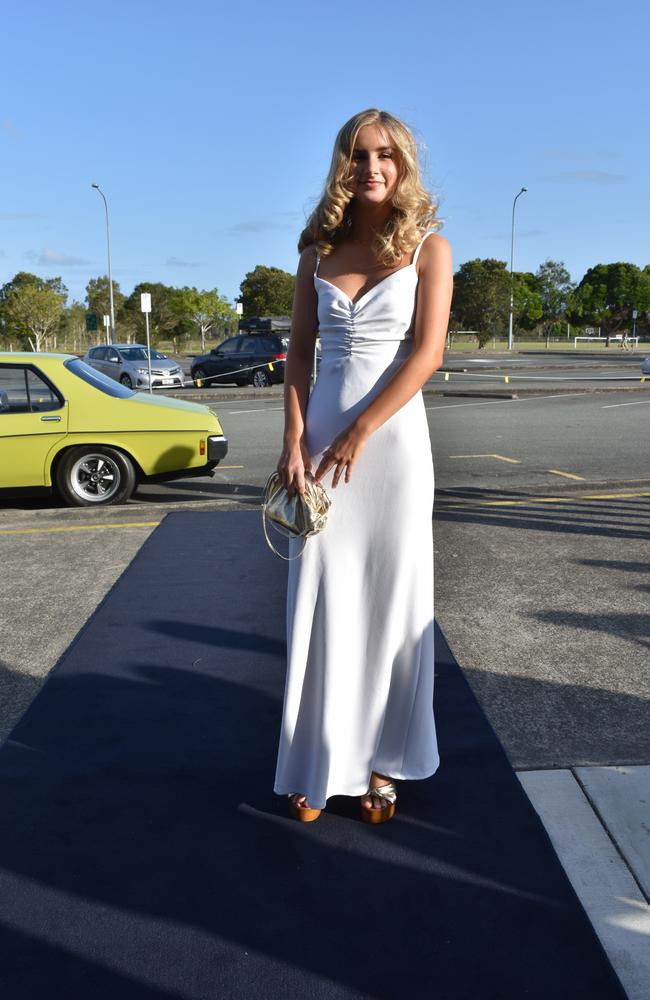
314,263,419,361
274,230,440,810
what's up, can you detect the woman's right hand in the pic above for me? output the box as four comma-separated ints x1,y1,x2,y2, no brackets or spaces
277,437,313,499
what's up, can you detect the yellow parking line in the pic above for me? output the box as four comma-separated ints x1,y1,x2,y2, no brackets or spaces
448,454,521,464
0,521,160,537
435,491,650,510
548,469,586,480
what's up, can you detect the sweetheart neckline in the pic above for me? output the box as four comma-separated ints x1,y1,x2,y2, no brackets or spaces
314,262,416,309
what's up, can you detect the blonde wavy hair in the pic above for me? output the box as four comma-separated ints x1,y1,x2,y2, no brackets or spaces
298,108,441,266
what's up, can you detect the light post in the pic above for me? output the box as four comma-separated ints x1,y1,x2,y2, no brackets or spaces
91,183,116,341
507,186,527,351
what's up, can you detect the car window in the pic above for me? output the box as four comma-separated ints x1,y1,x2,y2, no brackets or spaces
64,358,134,397
26,370,62,411
0,366,63,413
120,347,166,361
217,339,243,355
106,350,120,363
90,347,107,361
238,337,259,352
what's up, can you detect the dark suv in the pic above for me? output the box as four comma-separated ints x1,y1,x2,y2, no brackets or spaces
191,334,288,388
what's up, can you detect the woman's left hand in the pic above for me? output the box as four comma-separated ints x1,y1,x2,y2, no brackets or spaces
314,421,369,488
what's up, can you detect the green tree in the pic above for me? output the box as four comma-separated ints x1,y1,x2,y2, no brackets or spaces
512,272,543,333
121,283,183,344
4,280,67,351
85,275,125,334
535,260,575,343
451,259,510,347
568,263,650,344
1,273,69,345
239,265,295,318
60,300,88,352
173,287,237,352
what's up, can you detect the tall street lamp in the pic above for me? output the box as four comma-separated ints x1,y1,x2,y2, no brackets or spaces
91,183,116,341
507,186,527,351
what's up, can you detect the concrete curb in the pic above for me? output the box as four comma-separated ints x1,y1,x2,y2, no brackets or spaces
168,382,650,404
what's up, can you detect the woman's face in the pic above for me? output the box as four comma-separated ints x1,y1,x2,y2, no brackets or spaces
349,124,399,206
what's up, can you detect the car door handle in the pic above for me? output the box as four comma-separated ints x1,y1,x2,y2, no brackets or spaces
40,415,61,422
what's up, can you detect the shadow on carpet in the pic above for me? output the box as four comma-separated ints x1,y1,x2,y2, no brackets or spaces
0,510,626,999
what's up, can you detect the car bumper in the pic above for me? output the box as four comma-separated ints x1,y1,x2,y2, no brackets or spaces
208,435,228,462
136,376,185,389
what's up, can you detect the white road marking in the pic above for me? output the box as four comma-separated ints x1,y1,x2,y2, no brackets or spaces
425,392,587,411
602,398,650,409
548,469,586,481
226,407,284,414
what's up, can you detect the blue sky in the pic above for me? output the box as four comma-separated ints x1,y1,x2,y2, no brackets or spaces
1,0,647,307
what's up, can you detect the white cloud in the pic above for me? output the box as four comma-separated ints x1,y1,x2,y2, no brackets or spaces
166,256,201,268
1,119,21,139
544,169,626,184
25,248,91,267
225,219,294,234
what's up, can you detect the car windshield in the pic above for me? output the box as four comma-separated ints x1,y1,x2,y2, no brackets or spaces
64,358,134,397
119,347,166,361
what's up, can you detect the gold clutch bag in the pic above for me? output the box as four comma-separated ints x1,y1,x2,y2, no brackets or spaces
262,469,332,561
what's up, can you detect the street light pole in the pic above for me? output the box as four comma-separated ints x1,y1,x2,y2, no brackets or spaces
91,183,116,341
508,186,527,351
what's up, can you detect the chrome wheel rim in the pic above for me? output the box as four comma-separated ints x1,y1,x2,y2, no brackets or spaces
253,370,268,387
69,454,121,503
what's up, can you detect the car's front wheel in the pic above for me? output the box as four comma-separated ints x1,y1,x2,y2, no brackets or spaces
55,447,137,507
193,366,208,387
119,373,133,389
252,368,271,388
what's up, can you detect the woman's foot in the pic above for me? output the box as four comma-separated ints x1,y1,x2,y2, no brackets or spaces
360,771,397,823
288,793,321,822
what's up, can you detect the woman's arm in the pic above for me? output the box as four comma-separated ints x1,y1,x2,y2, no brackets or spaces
314,234,453,487
277,245,319,495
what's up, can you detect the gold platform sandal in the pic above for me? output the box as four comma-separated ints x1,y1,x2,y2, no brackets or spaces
288,793,321,822
360,780,397,824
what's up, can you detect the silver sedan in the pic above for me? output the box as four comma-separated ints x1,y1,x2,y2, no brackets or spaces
83,344,185,390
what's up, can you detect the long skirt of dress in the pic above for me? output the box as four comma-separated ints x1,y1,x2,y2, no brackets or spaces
273,339,440,809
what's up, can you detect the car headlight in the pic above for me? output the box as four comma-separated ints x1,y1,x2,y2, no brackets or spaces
136,367,150,375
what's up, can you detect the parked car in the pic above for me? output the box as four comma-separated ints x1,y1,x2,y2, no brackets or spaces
642,357,650,374
82,344,184,390
0,353,227,506
191,334,288,388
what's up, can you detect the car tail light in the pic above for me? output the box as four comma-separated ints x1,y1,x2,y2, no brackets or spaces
200,439,206,456
272,353,287,360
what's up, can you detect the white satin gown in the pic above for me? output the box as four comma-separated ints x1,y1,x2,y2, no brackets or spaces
273,230,440,809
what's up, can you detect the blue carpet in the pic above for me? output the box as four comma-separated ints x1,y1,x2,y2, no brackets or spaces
0,511,626,999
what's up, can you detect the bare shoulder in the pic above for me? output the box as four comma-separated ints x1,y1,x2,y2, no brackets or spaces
297,243,319,275
422,232,452,262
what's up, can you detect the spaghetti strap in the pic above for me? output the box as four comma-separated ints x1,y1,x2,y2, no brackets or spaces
314,248,321,277
412,229,435,268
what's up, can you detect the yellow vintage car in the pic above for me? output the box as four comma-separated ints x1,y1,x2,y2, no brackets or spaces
0,352,228,506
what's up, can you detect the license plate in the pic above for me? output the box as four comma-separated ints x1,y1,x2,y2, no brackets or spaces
161,378,174,384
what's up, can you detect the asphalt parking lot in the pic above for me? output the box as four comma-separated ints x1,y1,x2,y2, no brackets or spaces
1,353,648,769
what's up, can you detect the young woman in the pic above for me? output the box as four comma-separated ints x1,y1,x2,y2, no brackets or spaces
273,108,453,823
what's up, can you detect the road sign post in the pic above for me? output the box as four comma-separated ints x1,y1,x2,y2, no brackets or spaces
140,293,153,393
